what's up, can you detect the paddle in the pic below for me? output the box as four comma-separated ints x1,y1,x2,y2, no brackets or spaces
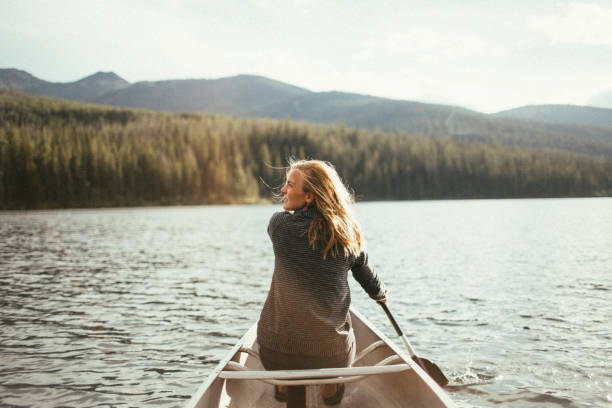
377,301,449,387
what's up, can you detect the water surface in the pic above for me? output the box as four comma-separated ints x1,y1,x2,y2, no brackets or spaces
1,198,610,407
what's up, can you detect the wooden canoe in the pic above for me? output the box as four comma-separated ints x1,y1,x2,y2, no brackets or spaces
185,307,456,408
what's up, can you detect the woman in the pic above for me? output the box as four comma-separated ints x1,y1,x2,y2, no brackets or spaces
257,159,387,406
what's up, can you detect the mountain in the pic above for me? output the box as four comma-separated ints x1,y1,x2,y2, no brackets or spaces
0,69,130,102
3,68,612,159
52,71,130,100
96,74,309,114
97,78,485,137
494,105,612,130
589,88,612,109
245,91,482,132
0,69,48,91
98,82,612,158
0,68,484,133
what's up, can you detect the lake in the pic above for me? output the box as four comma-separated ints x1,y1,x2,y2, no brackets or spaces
1,198,610,407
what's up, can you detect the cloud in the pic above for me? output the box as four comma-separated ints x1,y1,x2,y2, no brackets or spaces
530,2,612,47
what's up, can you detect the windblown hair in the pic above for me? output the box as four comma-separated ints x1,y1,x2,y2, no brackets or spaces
287,159,364,259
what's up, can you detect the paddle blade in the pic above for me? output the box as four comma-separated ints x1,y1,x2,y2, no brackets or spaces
411,355,449,387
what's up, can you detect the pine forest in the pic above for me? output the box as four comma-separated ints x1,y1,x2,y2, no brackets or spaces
1,91,611,209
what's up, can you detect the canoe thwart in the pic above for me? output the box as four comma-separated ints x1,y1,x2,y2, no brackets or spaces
225,341,410,385
226,342,402,385
220,361,411,386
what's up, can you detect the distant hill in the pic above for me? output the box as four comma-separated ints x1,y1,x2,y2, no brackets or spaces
245,94,612,159
0,68,48,91
245,91,482,133
96,74,310,114
589,88,612,109
99,78,486,138
494,104,612,130
2,68,612,159
0,69,130,102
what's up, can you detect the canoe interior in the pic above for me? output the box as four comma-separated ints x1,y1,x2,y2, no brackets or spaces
186,308,455,408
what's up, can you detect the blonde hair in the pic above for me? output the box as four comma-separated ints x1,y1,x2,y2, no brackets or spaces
287,159,364,259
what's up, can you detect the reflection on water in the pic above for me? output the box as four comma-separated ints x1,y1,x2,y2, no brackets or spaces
1,198,611,407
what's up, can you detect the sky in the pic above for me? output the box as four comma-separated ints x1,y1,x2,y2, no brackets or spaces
1,0,612,113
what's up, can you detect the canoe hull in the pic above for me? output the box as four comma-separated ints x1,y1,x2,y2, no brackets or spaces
185,308,456,408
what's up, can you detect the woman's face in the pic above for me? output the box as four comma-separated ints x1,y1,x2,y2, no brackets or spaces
281,169,312,211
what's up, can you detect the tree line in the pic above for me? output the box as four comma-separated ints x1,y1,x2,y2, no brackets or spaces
1,91,611,209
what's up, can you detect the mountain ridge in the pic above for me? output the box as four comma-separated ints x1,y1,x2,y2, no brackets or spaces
0,68,47,91
95,74,310,114
0,68,130,102
2,68,612,159
494,104,612,130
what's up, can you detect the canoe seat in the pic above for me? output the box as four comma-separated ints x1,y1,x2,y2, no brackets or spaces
219,341,409,386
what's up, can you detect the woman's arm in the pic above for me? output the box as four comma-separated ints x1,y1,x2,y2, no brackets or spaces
351,251,387,301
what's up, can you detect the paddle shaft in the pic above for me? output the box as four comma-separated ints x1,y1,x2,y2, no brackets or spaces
378,302,420,360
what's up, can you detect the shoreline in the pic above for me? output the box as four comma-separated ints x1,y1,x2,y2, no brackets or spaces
2,194,610,212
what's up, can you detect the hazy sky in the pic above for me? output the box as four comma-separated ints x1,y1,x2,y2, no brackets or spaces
2,0,612,112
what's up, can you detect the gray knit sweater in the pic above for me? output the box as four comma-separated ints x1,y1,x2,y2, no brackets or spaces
257,207,387,358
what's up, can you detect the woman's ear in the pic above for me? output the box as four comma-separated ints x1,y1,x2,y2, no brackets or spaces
305,192,314,205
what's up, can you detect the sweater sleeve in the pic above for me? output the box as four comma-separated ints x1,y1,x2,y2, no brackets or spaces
267,211,289,238
351,251,387,301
